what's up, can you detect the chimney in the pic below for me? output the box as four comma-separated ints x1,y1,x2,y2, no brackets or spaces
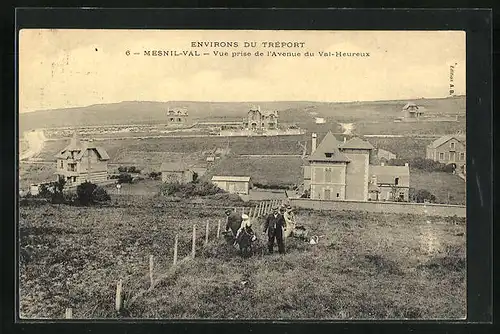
311,133,317,154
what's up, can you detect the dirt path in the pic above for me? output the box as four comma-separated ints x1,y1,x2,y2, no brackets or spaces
19,130,47,161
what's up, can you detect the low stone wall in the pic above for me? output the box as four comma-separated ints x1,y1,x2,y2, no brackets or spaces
289,198,466,217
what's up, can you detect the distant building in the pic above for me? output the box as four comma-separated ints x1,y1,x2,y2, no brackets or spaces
166,107,189,125
211,175,252,195
161,161,194,183
368,163,410,201
54,132,110,187
243,106,279,131
315,117,326,124
402,102,424,119
305,132,410,202
426,134,466,169
377,148,397,163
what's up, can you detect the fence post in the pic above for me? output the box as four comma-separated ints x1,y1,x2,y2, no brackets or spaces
115,279,123,312
149,255,154,289
65,308,72,319
173,234,178,265
192,225,196,259
217,219,221,239
241,207,245,215
205,221,210,246
248,207,253,219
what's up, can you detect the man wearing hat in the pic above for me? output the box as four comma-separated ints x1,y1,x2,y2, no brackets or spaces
225,208,243,237
263,205,286,254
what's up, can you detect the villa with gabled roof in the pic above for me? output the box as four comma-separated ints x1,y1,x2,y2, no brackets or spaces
305,131,410,202
54,132,110,187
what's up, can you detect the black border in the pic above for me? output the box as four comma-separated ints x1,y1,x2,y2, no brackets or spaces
3,7,494,334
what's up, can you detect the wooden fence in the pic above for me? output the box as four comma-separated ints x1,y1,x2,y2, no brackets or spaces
62,198,285,319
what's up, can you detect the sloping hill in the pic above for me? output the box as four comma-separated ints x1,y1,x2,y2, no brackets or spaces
19,96,465,133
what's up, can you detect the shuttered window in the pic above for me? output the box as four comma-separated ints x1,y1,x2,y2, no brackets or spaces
314,167,324,183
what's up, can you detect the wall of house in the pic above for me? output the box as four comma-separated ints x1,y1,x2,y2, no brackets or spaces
213,180,249,194
310,162,346,200
343,149,370,201
427,138,466,167
289,198,466,217
378,186,410,202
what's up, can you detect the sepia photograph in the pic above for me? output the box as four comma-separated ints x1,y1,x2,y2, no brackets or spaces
18,29,467,320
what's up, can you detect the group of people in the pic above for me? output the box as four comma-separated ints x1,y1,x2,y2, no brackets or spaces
224,203,296,255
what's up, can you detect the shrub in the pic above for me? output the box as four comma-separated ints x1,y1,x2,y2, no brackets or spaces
149,172,161,180
409,188,436,203
75,182,111,205
159,181,225,198
93,186,111,202
117,173,133,184
388,157,453,173
117,166,127,173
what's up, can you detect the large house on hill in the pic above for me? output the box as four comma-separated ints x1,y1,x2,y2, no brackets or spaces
426,134,466,170
54,132,110,187
402,102,424,119
243,106,279,131
303,132,410,202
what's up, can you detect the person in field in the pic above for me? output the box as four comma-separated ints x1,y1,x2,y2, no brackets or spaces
283,205,296,239
235,214,256,245
263,206,286,254
225,208,243,237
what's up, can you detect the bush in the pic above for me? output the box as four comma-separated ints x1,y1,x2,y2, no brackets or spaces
37,179,67,204
409,188,436,203
159,181,225,198
117,173,133,184
149,172,161,180
76,182,110,205
118,166,141,173
254,182,291,190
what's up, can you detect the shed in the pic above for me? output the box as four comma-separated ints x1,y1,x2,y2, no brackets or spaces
211,175,252,195
161,161,194,183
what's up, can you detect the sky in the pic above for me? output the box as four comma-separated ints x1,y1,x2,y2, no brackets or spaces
18,29,466,113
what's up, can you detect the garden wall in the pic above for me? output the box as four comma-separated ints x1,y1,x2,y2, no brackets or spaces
289,198,466,217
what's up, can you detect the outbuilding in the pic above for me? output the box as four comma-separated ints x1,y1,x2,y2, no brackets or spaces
211,175,252,195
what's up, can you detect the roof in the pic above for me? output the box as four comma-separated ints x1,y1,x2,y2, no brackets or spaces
308,132,350,163
161,161,189,172
370,165,409,184
402,102,418,110
427,134,466,149
54,132,110,161
339,137,375,150
211,176,251,182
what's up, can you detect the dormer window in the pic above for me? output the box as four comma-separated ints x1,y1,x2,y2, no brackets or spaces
450,142,455,149
325,153,333,158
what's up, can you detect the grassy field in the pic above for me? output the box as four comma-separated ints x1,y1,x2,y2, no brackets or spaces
19,196,466,319
410,170,466,205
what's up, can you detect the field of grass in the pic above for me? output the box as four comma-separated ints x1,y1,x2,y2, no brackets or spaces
19,196,466,319
19,164,56,189
410,170,466,205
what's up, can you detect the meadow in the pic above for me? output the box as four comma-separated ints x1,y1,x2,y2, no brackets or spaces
19,195,466,319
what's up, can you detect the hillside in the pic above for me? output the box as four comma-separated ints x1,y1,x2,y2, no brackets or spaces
19,96,466,133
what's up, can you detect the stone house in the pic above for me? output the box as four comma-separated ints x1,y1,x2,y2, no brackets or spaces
426,134,466,169
368,163,410,201
161,161,194,183
243,106,279,130
402,102,424,119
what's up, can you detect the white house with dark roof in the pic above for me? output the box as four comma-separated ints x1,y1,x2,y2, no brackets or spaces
402,102,424,119
305,132,410,202
54,132,110,187
426,134,466,169
211,176,252,195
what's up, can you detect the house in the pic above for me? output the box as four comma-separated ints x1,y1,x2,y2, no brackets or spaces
166,107,189,124
377,148,397,163
305,132,410,202
368,163,410,201
54,132,110,187
426,134,466,169
211,176,252,195
402,102,424,119
243,106,279,130
161,161,194,183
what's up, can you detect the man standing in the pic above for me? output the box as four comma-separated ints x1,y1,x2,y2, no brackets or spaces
263,206,286,254
225,208,243,237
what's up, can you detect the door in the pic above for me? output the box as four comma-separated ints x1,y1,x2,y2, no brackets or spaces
450,152,456,162
324,189,331,200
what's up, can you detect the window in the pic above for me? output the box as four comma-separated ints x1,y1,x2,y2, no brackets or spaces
177,118,181,122
439,152,445,160
460,152,465,161
325,168,332,183
336,193,340,198
314,168,324,182
170,118,174,121
450,142,455,149
325,153,333,158
59,160,63,169
395,177,399,185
